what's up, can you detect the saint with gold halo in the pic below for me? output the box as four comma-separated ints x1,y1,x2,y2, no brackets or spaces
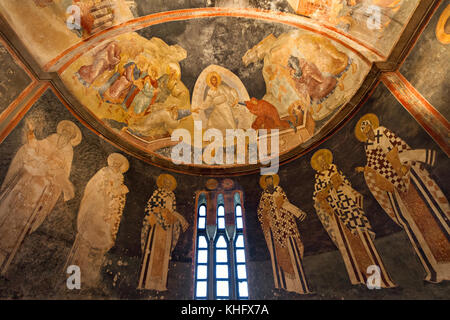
355,114,450,283
65,153,129,288
138,174,189,291
257,174,312,294
311,149,395,288
0,120,81,275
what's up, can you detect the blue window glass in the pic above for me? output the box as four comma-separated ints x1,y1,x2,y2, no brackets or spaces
194,191,249,300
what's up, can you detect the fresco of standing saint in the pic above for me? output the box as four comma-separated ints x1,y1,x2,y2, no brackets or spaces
0,120,82,275
138,174,189,291
257,174,312,294
355,113,450,283
311,149,396,288
65,153,129,288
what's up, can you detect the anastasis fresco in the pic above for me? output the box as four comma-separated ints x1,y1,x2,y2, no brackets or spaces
60,27,369,169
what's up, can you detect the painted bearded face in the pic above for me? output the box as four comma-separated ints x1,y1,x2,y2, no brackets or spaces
162,179,172,190
57,128,73,149
318,155,329,171
210,76,218,88
265,176,275,192
361,120,375,141
110,159,122,173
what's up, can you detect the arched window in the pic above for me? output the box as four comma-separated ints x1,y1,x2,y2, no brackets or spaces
193,181,249,300
194,194,208,299
234,193,249,299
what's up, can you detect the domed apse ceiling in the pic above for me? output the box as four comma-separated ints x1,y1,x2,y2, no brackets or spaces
0,0,423,175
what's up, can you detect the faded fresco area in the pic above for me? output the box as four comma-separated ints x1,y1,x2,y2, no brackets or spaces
134,0,420,55
401,2,450,120
0,0,136,66
0,43,31,114
285,0,420,55
0,1,421,68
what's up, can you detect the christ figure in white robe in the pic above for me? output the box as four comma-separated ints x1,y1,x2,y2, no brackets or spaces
192,72,239,134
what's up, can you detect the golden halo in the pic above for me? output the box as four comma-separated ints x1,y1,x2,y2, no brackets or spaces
259,174,280,189
57,120,82,146
206,72,222,88
205,178,219,190
222,179,235,190
157,174,177,191
354,113,380,142
108,153,129,173
311,149,333,172
436,4,450,44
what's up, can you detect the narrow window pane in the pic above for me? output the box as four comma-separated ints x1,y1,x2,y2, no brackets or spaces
236,205,242,217
238,281,249,298
236,249,246,263
237,264,247,279
196,281,207,298
199,205,206,216
216,249,228,262
216,235,227,248
235,235,244,248
198,236,208,249
218,205,225,217
197,265,207,280
236,217,243,229
216,280,229,297
216,264,229,279
198,250,208,263
218,217,225,229
198,217,206,229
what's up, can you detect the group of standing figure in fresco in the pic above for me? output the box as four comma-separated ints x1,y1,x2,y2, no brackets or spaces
257,113,450,294
0,120,189,291
75,38,191,140
0,113,448,294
